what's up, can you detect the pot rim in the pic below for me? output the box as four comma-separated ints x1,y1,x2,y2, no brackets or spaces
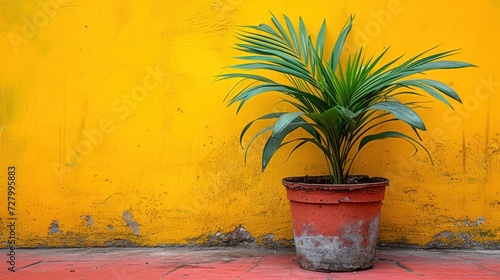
282,175,389,191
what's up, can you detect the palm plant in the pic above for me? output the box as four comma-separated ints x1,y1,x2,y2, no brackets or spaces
219,14,474,184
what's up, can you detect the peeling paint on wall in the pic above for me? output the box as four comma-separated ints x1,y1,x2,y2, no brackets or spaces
104,239,139,247
122,211,140,235
207,226,254,246
426,216,498,248
81,215,93,227
48,221,62,235
205,226,293,248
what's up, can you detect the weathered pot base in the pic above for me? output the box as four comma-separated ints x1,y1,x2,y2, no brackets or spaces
283,176,389,272
294,222,379,272
293,214,381,272
298,260,373,273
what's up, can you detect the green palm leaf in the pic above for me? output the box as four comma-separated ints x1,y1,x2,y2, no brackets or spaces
367,101,426,131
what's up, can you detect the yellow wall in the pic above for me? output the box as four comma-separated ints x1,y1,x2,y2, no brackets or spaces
0,0,499,248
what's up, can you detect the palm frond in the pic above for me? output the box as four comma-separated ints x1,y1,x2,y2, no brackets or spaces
219,13,475,183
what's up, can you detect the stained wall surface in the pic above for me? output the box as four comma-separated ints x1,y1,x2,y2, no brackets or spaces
0,0,499,248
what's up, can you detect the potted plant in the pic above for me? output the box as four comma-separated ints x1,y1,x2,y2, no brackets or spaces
218,14,474,272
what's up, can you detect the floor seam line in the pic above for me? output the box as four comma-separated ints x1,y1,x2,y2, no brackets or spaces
15,260,44,271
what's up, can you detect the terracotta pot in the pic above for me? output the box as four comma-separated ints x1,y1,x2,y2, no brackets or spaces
283,175,389,272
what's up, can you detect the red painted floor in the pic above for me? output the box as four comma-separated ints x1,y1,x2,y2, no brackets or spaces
1,247,499,279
